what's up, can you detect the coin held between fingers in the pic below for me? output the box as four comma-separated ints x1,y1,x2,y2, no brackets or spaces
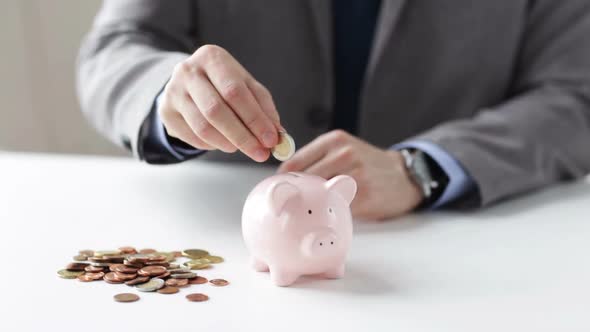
272,131,296,161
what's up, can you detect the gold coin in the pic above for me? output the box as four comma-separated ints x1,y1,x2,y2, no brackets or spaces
94,250,121,257
78,250,94,257
204,255,224,264
271,131,295,161
182,249,209,259
57,269,84,279
183,260,211,270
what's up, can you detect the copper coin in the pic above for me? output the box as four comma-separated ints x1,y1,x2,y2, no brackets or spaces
113,293,140,303
171,251,182,258
138,266,167,277
125,276,150,286
86,271,105,280
118,246,138,255
88,256,110,262
93,255,124,263
147,255,167,262
186,293,209,302
114,272,137,281
85,265,105,272
145,261,169,267
209,279,229,287
165,278,189,287
156,271,171,279
110,264,138,274
189,276,208,285
66,262,90,271
123,260,144,268
105,256,125,263
104,272,124,284
78,273,103,282
79,250,94,257
157,286,179,295
139,248,157,254
127,254,150,264
77,274,94,282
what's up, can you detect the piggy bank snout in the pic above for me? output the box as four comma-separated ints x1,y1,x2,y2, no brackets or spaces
301,229,340,258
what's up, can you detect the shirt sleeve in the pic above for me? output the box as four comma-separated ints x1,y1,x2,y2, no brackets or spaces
145,92,205,161
392,140,476,209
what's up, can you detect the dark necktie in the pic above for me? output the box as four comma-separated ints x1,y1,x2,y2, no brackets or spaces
332,0,382,134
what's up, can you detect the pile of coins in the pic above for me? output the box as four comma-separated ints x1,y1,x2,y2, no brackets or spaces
57,247,229,303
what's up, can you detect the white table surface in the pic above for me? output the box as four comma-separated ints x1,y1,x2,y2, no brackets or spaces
1,152,589,332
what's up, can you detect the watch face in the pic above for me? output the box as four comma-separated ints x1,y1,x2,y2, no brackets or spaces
411,151,435,198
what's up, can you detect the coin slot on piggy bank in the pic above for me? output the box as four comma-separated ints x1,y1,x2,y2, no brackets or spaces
241,172,357,286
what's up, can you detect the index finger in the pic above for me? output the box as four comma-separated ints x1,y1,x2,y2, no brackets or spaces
205,53,279,148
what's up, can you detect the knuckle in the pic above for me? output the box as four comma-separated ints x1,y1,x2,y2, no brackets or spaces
194,44,224,63
242,113,263,131
337,146,357,163
195,121,214,139
327,129,350,145
173,61,192,77
353,166,367,183
233,131,255,150
201,98,224,120
220,81,245,102
164,79,183,98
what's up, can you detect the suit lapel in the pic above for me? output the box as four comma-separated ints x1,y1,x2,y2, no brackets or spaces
365,0,407,84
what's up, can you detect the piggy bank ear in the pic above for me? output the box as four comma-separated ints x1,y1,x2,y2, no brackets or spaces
268,181,300,216
325,175,357,205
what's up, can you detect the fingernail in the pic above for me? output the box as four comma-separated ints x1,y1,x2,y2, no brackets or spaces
262,131,276,148
254,148,268,162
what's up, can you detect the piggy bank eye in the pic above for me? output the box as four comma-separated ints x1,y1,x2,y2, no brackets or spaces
308,209,312,214
328,208,333,213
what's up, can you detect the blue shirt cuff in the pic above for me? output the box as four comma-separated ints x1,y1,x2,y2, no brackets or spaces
392,140,475,209
150,92,204,160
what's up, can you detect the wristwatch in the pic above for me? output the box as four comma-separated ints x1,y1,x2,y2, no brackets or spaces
400,149,448,205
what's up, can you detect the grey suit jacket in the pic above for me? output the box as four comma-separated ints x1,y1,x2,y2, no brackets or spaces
77,0,590,207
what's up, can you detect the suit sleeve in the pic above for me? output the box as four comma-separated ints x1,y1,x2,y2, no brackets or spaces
413,0,590,206
76,0,196,160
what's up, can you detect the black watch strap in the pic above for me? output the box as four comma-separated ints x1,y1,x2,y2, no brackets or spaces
401,149,449,207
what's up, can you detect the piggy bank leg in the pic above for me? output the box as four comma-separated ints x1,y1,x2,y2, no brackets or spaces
269,266,299,287
250,257,269,272
322,263,345,279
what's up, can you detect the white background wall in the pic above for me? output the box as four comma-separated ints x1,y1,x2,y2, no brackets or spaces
0,0,124,156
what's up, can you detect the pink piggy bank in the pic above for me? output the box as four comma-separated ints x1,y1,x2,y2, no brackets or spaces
242,172,357,286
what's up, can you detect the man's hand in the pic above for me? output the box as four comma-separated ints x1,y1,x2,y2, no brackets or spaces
158,45,282,162
278,130,424,220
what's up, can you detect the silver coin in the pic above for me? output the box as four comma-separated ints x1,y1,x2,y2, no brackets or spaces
171,272,197,279
167,268,191,274
135,278,165,292
90,262,112,267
